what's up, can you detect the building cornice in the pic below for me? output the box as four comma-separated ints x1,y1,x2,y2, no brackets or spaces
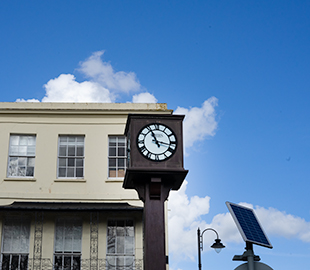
0,102,172,115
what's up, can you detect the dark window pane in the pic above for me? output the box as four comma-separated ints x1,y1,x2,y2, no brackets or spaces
118,148,125,156
109,137,116,146
76,168,83,177
118,137,126,143
109,148,116,156
11,255,19,270
59,168,66,177
117,220,125,227
68,137,76,143
60,137,67,143
76,159,83,166
76,146,84,156
54,255,63,270
126,220,134,227
20,255,28,270
109,158,116,167
2,254,10,270
73,256,80,270
118,141,125,147
108,220,116,227
68,158,75,167
118,159,125,167
76,137,84,143
26,167,34,176
59,158,66,166
64,256,71,270
59,146,67,156
68,146,76,156
67,168,74,177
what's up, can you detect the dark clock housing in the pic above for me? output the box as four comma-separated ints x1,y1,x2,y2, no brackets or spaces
123,114,188,190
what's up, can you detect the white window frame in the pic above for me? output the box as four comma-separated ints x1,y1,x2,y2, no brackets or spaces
57,135,85,179
106,219,135,270
108,136,127,178
7,134,36,178
53,218,82,270
0,216,30,270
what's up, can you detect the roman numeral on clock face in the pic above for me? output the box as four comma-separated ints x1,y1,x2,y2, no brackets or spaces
137,123,178,161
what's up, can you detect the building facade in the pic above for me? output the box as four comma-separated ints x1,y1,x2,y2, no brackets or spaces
0,102,172,270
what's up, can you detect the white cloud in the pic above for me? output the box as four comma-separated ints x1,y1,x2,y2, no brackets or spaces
168,181,211,261
174,97,218,150
17,51,143,103
132,92,158,103
78,51,141,92
168,193,310,263
42,74,114,103
16,98,40,102
255,206,310,242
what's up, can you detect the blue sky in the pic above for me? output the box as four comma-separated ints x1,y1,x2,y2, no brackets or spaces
1,1,310,269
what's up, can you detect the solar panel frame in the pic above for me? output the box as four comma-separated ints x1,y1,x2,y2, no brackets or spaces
226,201,273,249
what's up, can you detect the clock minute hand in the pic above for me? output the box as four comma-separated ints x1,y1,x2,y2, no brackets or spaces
150,131,160,147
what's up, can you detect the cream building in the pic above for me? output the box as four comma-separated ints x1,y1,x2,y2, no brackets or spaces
0,102,172,270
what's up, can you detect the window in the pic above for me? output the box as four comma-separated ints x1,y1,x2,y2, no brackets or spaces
108,136,126,178
7,135,36,177
58,136,84,178
0,217,30,270
54,218,82,270
106,220,135,270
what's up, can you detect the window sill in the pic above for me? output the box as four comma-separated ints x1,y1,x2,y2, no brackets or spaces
106,177,124,182
4,177,36,182
54,178,86,183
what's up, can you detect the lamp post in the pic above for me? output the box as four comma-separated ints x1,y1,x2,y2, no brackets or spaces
197,227,225,270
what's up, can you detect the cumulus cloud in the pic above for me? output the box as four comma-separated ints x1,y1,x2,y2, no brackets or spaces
132,92,158,103
17,51,148,103
42,74,113,103
174,97,218,150
78,51,141,92
168,194,310,263
168,181,211,261
255,206,310,242
16,98,40,102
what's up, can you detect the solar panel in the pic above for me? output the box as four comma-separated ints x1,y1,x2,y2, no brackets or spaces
226,202,273,249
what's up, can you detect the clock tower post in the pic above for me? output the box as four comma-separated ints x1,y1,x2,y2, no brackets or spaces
123,114,188,270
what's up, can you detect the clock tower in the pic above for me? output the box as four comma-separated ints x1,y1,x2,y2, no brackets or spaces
123,114,188,270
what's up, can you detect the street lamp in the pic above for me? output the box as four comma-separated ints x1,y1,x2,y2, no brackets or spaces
197,227,225,270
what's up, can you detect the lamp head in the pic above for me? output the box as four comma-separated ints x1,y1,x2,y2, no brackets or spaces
211,239,225,253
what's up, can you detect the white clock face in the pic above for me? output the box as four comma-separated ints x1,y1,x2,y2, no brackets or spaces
137,123,177,161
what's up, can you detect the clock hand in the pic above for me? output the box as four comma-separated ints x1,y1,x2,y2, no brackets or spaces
156,140,170,145
152,139,169,147
150,131,160,147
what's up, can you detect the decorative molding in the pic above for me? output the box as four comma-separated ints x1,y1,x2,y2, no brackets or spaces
32,211,44,270
90,212,99,270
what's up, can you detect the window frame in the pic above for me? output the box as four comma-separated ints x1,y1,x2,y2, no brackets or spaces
0,216,31,270
106,219,135,270
108,136,127,179
7,134,36,178
57,135,85,179
53,217,83,270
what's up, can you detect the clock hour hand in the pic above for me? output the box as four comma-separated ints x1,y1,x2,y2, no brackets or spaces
155,140,170,146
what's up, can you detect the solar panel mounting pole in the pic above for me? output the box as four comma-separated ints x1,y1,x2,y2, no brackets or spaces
245,242,255,270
